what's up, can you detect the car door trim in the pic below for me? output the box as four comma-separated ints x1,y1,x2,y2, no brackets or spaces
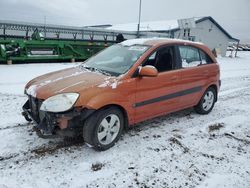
134,86,202,108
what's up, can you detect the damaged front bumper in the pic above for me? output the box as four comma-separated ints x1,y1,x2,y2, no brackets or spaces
22,96,95,138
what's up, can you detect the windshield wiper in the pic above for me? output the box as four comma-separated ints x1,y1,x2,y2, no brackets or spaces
82,65,111,76
82,65,92,71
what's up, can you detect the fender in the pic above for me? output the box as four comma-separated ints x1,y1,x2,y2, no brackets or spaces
85,91,134,124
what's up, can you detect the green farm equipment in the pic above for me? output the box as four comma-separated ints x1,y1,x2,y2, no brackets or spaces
0,37,108,64
0,28,113,64
0,20,169,64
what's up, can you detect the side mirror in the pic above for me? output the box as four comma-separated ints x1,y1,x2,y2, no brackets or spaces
139,65,158,77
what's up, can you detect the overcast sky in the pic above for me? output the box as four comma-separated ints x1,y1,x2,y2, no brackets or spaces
0,0,249,42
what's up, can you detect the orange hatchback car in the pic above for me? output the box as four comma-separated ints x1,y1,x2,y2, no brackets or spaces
22,38,220,150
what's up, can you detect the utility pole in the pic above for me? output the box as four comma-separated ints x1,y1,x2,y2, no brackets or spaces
44,16,47,38
137,0,142,38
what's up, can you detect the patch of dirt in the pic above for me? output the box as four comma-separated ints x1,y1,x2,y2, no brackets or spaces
0,123,31,131
169,137,190,153
0,137,84,168
172,129,180,132
0,153,19,162
153,134,161,138
91,162,104,171
31,137,84,156
173,134,182,139
224,133,250,145
200,153,225,161
208,123,225,132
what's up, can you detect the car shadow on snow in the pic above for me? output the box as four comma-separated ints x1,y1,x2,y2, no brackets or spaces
127,108,196,134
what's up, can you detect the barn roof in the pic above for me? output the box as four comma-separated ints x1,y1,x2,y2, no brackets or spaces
107,16,239,42
107,19,179,32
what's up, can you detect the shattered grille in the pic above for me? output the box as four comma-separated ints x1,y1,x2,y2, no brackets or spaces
28,95,44,123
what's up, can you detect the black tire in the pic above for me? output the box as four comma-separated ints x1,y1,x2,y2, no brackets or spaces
22,112,32,122
83,107,124,151
194,87,216,114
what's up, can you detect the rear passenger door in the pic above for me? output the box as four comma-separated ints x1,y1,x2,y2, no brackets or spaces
177,45,213,107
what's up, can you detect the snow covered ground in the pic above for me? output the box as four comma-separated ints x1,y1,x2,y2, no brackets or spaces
0,52,250,188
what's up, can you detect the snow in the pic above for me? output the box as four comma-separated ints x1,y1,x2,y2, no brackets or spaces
0,63,78,96
97,77,119,89
121,38,154,46
0,52,250,188
121,37,203,47
107,17,206,32
26,68,86,97
108,19,179,32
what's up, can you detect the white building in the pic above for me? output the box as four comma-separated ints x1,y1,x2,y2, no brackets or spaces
107,16,239,56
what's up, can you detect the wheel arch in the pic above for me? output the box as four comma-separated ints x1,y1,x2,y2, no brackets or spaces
84,92,133,128
207,84,218,102
96,104,129,130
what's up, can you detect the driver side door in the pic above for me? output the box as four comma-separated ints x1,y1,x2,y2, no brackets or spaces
134,45,182,123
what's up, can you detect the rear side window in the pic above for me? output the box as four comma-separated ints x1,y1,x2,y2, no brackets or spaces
179,46,201,68
200,50,213,65
179,46,213,68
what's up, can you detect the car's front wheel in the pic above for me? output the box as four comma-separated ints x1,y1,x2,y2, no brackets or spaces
83,107,124,151
194,87,216,114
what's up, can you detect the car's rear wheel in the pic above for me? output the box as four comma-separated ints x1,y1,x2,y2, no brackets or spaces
83,107,124,151
194,87,216,114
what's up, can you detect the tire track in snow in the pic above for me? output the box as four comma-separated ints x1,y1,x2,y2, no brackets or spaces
0,137,84,166
0,123,31,131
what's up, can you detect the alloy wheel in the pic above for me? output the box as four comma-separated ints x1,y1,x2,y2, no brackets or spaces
202,91,214,111
97,114,120,145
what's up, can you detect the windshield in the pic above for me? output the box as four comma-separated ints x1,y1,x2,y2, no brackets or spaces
82,44,149,76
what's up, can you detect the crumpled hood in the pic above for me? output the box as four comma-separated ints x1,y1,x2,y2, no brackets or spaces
25,66,112,99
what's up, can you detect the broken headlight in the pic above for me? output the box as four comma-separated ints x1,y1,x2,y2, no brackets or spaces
40,93,79,113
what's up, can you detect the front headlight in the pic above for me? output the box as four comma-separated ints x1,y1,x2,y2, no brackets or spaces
40,93,79,113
